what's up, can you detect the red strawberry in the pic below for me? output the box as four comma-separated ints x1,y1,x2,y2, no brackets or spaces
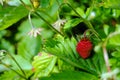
76,38,93,59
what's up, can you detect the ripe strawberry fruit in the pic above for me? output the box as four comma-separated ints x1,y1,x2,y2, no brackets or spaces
76,38,93,59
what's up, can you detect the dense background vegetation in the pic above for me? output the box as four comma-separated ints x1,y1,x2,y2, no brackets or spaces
0,0,120,80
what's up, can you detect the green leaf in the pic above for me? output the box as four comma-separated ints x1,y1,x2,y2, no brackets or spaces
32,52,57,78
0,30,7,39
40,0,50,8
103,0,120,9
40,71,98,80
94,43,107,73
0,5,28,30
71,8,86,18
11,55,32,70
108,32,120,46
111,51,120,58
64,18,83,31
0,71,24,80
109,58,117,66
17,36,42,61
58,59,74,71
0,54,32,77
0,39,15,54
103,24,109,36
112,9,120,18
115,24,120,32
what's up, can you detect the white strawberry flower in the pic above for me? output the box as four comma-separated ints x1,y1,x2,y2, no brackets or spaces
52,19,66,31
28,28,42,37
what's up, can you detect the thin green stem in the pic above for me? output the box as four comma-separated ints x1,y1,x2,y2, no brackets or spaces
28,11,35,28
34,12,64,36
0,61,27,80
19,0,31,10
7,53,27,79
29,0,34,9
83,29,101,41
56,0,61,19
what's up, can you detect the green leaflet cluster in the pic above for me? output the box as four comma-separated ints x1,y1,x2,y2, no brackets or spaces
32,52,57,78
44,35,106,77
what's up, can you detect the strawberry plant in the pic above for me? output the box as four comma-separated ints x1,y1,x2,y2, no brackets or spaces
0,0,120,80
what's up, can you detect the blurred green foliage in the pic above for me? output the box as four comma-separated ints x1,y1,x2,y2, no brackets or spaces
0,0,120,80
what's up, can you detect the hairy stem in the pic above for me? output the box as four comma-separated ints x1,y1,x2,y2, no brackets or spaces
102,45,111,72
102,44,115,80
102,32,118,80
